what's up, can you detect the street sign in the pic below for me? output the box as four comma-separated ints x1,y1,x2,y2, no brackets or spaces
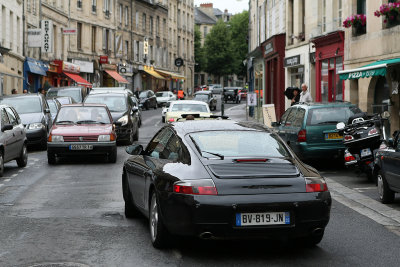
143,39,148,55
247,93,257,106
175,57,184,67
41,20,53,53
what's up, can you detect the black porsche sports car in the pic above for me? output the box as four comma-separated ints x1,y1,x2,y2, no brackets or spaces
122,120,331,248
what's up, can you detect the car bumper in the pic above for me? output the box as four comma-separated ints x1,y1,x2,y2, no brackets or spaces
296,143,345,161
47,141,116,156
158,191,331,239
26,128,47,145
115,123,134,141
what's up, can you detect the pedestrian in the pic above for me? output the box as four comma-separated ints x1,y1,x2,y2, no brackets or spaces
135,87,140,98
299,83,313,103
291,88,301,106
177,89,185,100
23,89,28,94
11,89,18,94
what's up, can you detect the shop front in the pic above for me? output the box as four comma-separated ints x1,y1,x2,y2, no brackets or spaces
155,68,185,92
261,33,286,119
140,65,165,92
101,64,129,87
44,60,91,89
118,63,136,91
312,31,344,102
23,58,48,93
72,59,94,85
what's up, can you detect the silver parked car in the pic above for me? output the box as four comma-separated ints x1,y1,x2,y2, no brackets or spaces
0,104,28,176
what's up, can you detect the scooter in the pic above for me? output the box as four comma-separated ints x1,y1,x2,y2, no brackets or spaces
336,112,389,181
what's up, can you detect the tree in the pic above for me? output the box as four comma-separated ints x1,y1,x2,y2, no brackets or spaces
228,11,249,78
204,20,234,79
194,25,206,73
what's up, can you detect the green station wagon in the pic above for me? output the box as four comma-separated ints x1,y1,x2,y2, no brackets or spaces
272,102,362,162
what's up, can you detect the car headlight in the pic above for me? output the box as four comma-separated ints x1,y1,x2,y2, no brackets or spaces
117,115,129,126
98,135,111,142
28,123,44,130
51,135,64,142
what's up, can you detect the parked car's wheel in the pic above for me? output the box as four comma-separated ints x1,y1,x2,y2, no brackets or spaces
145,103,149,110
47,151,56,165
0,151,4,177
149,191,170,248
108,147,117,163
16,143,28,167
162,117,165,123
123,172,139,218
40,136,47,150
377,170,395,204
299,230,324,247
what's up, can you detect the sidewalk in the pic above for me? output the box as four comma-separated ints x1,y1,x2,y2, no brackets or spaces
223,103,265,124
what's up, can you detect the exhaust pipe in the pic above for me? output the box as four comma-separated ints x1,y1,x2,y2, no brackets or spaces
312,228,323,236
199,232,213,239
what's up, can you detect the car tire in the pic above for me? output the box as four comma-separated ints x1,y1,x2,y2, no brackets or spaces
138,118,142,128
40,137,47,150
108,147,117,163
162,117,165,123
145,103,149,110
123,172,139,218
149,191,170,248
47,151,56,165
16,143,28,167
0,151,4,177
377,171,395,204
299,230,324,247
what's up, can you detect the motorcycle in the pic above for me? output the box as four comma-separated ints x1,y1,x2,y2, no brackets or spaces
336,111,390,181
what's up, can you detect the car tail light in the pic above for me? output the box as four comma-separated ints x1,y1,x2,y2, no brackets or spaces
110,133,116,141
297,130,306,142
344,150,356,162
305,177,328,192
173,179,218,195
368,128,378,135
48,134,52,142
168,118,175,122
344,135,354,141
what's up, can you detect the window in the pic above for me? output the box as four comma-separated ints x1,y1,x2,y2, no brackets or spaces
177,9,181,28
125,40,129,57
104,0,112,17
77,22,82,50
203,26,207,38
146,128,184,162
5,107,18,126
91,26,96,52
77,0,82,9
285,108,298,126
156,16,160,36
125,6,128,26
1,109,10,126
292,108,305,127
322,0,326,32
119,4,122,24
136,41,139,61
150,16,153,35
279,108,293,125
338,0,342,27
357,0,366,14
135,11,139,29
92,0,97,12
27,0,31,12
142,13,147,32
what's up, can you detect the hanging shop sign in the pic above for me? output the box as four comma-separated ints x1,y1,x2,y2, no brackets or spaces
284,55,301,67
41,20,53,53
99,55,109,64
62,62,80,74
264,42,274,56
27,29,42,48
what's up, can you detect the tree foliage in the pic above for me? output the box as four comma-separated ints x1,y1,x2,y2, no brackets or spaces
194,25,206,73
228,11,249,77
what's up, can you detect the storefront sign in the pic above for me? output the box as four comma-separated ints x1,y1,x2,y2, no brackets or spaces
63,62,80,74
41,20,53,53
284,55,301,67
27,29,42,47
63,28,77,35
72,59,94,73
264,42,274,56
99,56,109,64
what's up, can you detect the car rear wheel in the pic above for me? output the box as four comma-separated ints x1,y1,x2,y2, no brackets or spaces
377,171,395,204
108,147,117,163
149,191,170,248
123,173,139,218
0,151,4,177
47,151,56,165
16,143,28,167
299,230,325,247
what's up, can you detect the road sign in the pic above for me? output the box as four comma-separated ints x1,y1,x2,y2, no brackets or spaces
247,93,257,106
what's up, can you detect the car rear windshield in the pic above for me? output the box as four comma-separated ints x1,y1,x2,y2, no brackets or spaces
47,100,58,114
307,106,362,126
47,89,82,103
0,97,42,114
193,95,209,101
171,103,208,112
156,92,169,97
85,95,127,112
139,91,148,98
56,106,111,124
190,131,290,158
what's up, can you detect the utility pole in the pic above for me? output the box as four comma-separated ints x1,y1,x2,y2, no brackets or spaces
39,0,42,60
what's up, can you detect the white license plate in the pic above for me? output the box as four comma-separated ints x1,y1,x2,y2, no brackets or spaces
236,212,290,226
360,148,372,158
69,145,93,150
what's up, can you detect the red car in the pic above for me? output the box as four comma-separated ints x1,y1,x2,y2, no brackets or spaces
47,104,119,164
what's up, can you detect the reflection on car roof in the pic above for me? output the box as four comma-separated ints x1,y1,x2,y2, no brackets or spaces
172,120,271,134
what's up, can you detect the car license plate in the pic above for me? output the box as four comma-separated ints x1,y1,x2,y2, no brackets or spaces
325,132,343,140
236,212,290,226
69,145,93,150
360,148,372,158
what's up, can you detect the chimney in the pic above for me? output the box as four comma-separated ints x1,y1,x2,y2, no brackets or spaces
200,3,213,8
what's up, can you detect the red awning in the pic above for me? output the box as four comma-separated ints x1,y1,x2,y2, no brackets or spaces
63,72,92,87
105,70,129,84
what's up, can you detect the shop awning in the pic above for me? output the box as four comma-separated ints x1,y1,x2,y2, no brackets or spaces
339,58,400,80
63,72,92,87
155,69,185,80
143,68,166,80
105,70,129,84
26,61,47,76
0,64,22,78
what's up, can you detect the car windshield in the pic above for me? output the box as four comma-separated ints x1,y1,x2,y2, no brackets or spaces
85,95,127,112
193,95,209,102
56,97,72,105
156,92,169,97
171,103,208,112
47,89,82,102
190,131,290,158
55,106,110,124
139,91,148,98
0,97,42,114
47,100,58,114
307,106,362,125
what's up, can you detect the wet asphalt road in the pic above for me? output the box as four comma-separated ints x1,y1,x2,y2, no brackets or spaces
0,100,400,267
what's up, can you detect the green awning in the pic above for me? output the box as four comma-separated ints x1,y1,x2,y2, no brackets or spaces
338,58,400,80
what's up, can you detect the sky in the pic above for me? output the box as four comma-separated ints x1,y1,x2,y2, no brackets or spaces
194,0,249,15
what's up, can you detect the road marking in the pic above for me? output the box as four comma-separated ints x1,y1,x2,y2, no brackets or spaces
4,179,10,182
18,170,24,173
11,174,18,177
354,187,376,192
326,177,400,235
0,184,3,188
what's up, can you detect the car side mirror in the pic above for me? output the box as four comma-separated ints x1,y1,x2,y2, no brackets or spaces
271,122,280,127
336,122,346,130
126,144,143,155
45,108,51,114
1,124,13,132
132,107,139,113
114,121,123,127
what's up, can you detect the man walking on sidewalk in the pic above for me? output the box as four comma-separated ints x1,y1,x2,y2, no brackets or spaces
299,83,313,103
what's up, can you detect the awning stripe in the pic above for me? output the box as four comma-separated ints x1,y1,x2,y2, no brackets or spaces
155,69,185,80
63,72,92,87
143,69,166,80
338,58,400,80
105,70,129,84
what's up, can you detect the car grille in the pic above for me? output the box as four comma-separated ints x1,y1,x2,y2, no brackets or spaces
63,136,98,142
